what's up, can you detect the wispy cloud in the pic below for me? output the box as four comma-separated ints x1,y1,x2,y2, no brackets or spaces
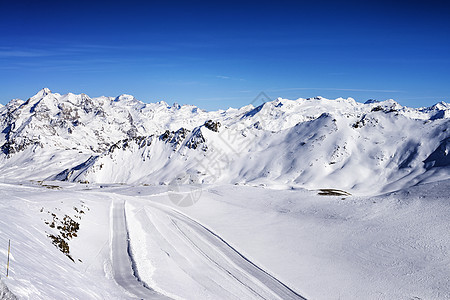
0,49,52,58
269,87,403,93
216,75,245,81
0,42,176,60
58,43,175,53
196,96,245,102
401,96,448,100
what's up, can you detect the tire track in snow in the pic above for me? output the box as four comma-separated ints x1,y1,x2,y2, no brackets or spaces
111,199,172,299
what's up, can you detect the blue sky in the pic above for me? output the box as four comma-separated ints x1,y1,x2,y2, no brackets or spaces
1,0,449,110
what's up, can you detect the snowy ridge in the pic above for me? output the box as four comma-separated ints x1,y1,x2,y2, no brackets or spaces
0,89,449,194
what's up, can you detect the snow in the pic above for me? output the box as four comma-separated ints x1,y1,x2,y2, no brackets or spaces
0,279,17,299
0,182,128,299
0,180,449,299
0,89,449,299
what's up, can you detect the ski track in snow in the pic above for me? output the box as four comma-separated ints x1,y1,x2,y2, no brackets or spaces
152,203,305,300
115,191,305,300
111,199,172,299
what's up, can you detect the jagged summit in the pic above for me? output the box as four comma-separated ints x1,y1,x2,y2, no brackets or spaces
430,101,450,110
28,87,52,101
38,87,51,95
0,89,449,194
113,94,137,102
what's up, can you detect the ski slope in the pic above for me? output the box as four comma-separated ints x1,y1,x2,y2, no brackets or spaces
124,196,305,300
1,180,449,299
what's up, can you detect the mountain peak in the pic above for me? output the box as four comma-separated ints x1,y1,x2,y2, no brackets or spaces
114,94,135,102
29,88,52,101
364,99,379,104
38,87,51,96
431,101,449,110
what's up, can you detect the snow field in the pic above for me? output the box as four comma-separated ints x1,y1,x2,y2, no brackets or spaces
2,180,445,299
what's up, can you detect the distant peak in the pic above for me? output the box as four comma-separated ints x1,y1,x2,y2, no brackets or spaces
29,88,52,101
431,101,449,110
114,94,135,102
364,99,379,104
37,87,51,96
157,100,169,107
305,96,324,101
384,99,401,107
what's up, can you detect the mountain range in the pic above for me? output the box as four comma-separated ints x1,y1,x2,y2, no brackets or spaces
1,88,449,194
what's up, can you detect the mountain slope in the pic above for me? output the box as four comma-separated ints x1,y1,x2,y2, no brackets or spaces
1,89,449,194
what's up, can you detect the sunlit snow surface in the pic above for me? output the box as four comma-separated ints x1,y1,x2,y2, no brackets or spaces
0,90,449,299
0,180,449,299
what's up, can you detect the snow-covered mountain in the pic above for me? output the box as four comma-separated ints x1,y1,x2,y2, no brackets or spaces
1,88,449,194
